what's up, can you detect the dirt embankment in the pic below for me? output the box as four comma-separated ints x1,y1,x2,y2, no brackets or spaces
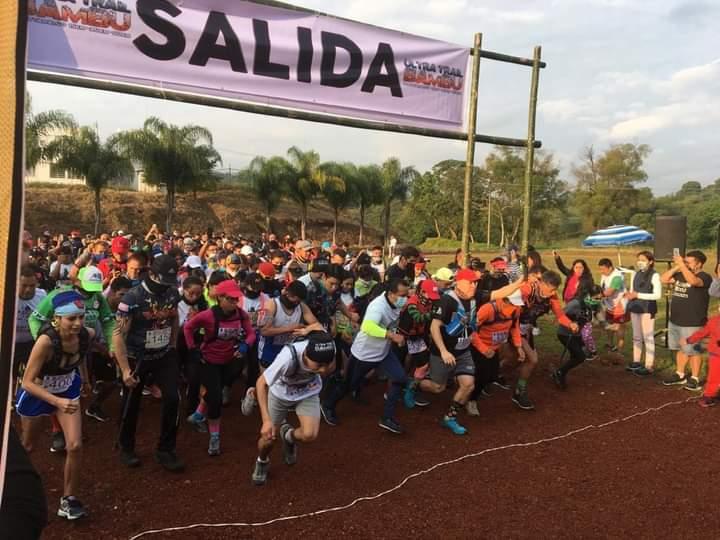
24,186,382,243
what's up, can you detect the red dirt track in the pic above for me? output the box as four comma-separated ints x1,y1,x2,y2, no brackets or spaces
28,354,720,540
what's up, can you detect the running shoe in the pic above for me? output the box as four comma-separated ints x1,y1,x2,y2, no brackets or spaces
320,405,338,426
698,396,717,408
480,386,494,399
280,423,297,465
662,373,687,386
414,393,431,407
57,496,87,520
85,404,110,423
252,459,269,486
50,431,66,453
403,385,417,409
142,386,151,396
551,370,566,390
492,377,511,390
155,450,185,472
241,388,256,417
222,386,231,406
120,449,141,468
633,367,653,377
378,417,403,434
208,435,221,457
684,377,703,392
512,389,535,410
625,362,643,372
441,416,467,435
186,412,208,433
465,400,480,416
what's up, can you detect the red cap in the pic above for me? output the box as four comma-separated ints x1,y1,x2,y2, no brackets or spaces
214,279,243,299
111,236,130,255
420,279,441,300
258,261,276,279
455,268,480,282
490,258,508,270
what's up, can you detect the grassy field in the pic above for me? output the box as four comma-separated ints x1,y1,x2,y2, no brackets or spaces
425,246,719,374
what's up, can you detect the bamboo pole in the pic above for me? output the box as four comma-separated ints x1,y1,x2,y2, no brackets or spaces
520,46,542,254
461,33,482,267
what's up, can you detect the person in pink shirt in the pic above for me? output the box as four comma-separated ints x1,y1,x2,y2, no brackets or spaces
183,280,256,456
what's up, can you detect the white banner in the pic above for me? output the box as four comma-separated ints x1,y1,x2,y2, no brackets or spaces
27,0,471,131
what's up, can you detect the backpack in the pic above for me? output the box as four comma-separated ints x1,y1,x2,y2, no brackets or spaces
479,301,519,327
206,306,247,344
40,324,91,375
444,291,477,338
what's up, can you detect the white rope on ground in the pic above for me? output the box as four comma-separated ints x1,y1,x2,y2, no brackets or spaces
128,397,697,540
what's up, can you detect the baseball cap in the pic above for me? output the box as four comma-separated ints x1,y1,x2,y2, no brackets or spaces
52,290,85,317
432,267,455,282
305,331,336,365
419,279,441,300
227,254,242,265
214,279,243,299
78,266,104,293
455,268,480,282
185,255,203,269
150,255,179,285
240,245,254,256
258,262,276,279
183,237,196,248
490,257,508,271
111,236,130,255
295,240,313,251
243,272,263,290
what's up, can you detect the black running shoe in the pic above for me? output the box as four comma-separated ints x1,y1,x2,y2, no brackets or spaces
663,373,687,386
320,405,338,426
684,377,703,392
155,450,185,472
85,405,110,422
57,496,87,520
378,417,403,434
512,389,535,410
50,431,66,453
120,449,141,468
493,377,511,390
551,370,566,390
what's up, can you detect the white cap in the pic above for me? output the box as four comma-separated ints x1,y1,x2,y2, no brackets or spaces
240,245,254,256
185,255,203,269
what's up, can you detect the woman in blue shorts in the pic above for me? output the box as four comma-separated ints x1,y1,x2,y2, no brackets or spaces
16,290,94,521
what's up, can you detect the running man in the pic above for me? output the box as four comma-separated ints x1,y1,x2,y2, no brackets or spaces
252,331,336,485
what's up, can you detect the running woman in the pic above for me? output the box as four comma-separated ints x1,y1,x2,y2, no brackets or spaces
184,280,256,455
16,290,94,520
252,331,337,485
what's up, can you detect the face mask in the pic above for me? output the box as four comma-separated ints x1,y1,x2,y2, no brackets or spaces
280,294,299,310
636,261,648,271
394,296,407,309
130,278,142,287
244,289,260,299
91,254,105,264
144,276,170,295
372,257,382,264
273,264,283,272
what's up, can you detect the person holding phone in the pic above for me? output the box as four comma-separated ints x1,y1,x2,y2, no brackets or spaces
16,291,95,520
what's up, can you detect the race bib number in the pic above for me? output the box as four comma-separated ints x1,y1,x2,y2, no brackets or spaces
520,323,533,337
407,338,427,355
274,332,292,345
145,327,171,350
42,372,74,393
285,379,320,398
455,337,471,350
491,331,509,345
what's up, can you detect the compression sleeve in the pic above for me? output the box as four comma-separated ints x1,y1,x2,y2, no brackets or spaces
361,318,388,339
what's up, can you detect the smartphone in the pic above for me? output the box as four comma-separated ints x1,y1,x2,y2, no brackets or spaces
673,248,680,257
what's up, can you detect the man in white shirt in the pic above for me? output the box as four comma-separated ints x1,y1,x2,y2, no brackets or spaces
15,264,47,389
251,331,336,486
321,279,409,434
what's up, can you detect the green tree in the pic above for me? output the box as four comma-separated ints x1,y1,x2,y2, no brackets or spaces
44,126,133,235
111,117,220,232
353,164,384,246
247,155,293,233
25,93,76,171
572,143,652,231
378,158,419,249
287,146,324,240
320,162,356,245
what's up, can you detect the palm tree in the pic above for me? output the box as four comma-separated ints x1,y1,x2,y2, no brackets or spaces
378,158,419,250
286,146,325,240
320,162,355,245
247,155,293,233
354,164,384,246
24,93,76,172
110,117,220,232
44,126,133,235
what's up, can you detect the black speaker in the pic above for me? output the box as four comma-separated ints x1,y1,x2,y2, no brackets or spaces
654,216,686,261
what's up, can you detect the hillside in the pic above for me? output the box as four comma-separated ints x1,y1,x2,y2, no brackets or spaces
24,186,383,243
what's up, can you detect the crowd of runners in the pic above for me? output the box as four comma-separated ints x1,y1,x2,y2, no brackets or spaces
9,225,720,528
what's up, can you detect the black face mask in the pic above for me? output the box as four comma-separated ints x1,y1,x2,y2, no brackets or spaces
244,289,260,299
273,264,283,272
280,294,299,310
144,276,170,295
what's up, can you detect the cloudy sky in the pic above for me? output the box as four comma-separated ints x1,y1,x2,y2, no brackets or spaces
28,0,720,194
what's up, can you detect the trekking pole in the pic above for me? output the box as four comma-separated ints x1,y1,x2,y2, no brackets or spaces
114,356,143,450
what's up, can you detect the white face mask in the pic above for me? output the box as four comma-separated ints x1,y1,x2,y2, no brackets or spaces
636,260,648,271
